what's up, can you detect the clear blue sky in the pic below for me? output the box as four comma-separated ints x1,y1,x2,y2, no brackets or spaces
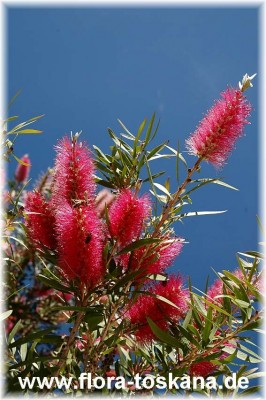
7,6,259,290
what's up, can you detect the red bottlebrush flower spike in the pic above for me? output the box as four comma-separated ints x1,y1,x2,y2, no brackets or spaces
55,202,104,288
128,238,184,276
108,189,151,247
15,154,31,183
25,191,56,250
189,361,218,378
52,136,96,207
186,88,251,168
127,276,188,343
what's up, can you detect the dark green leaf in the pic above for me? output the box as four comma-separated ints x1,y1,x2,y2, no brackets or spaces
117,238,160,255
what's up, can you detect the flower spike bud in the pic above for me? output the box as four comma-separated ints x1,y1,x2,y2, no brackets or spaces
239,73,257,92
15,154,31,183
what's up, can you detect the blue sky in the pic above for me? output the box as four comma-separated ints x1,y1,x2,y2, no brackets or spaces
7,6,259,290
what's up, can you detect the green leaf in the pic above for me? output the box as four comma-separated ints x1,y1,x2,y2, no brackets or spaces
178,210,227,218
20,343,28,362
135,118,146,145
147,318,180,347
84,314,104,330
111,270,141,293
117,238,160,255
38,274,72,293
178,325,201,349
182,309,192,329
9,328,55,348
0,310,13,321
153,182,172,198
5,115,19,123
144,113,156,145
146,273,168,281
238,251,263,260
52,306,88,312
146,142,168,161
244,251,264,260
8,89,22,110
8,320,23,344
11,154,30,166
202,307,213,347
117,119,134,137
8,129,42,134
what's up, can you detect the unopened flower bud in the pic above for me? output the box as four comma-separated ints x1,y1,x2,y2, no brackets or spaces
15,154,31,183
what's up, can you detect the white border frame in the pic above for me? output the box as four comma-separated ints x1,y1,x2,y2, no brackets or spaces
1,1,264,399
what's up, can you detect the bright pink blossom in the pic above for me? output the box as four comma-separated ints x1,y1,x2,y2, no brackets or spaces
127,276,188,342
186,88,251,168
55,202,104,288
52,136,96,207
15,154,31,183
25,191,56,250
108,189,151,247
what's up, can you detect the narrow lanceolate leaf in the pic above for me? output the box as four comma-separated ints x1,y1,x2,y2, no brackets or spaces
117,118,134,137
243,251,264,260
9,328,55,348
146,141,168,161
8,129,42,134
144,112,156,145
0,310,13,321
178,325,201,348
178,210,227,218
11,154,31,166
147,318,180,347
202,307,213,347
8,89,22,109
37,274,72,293
153,182,172,198
117,238,160,255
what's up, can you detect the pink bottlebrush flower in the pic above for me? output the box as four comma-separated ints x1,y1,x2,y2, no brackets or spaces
189,361,218,378
128,238,184,276
55,202,104,288
15,154,31,183
186,88,252,168
25,191,57,250
52,136,96,207
108,189,151,248
127,275,188,343
153,275,189,320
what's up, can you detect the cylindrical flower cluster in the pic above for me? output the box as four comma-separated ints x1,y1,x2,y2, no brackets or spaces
25,191,56,250
186,88,251,168
108,189,151,248
127,276,189,342
25,136,104,289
